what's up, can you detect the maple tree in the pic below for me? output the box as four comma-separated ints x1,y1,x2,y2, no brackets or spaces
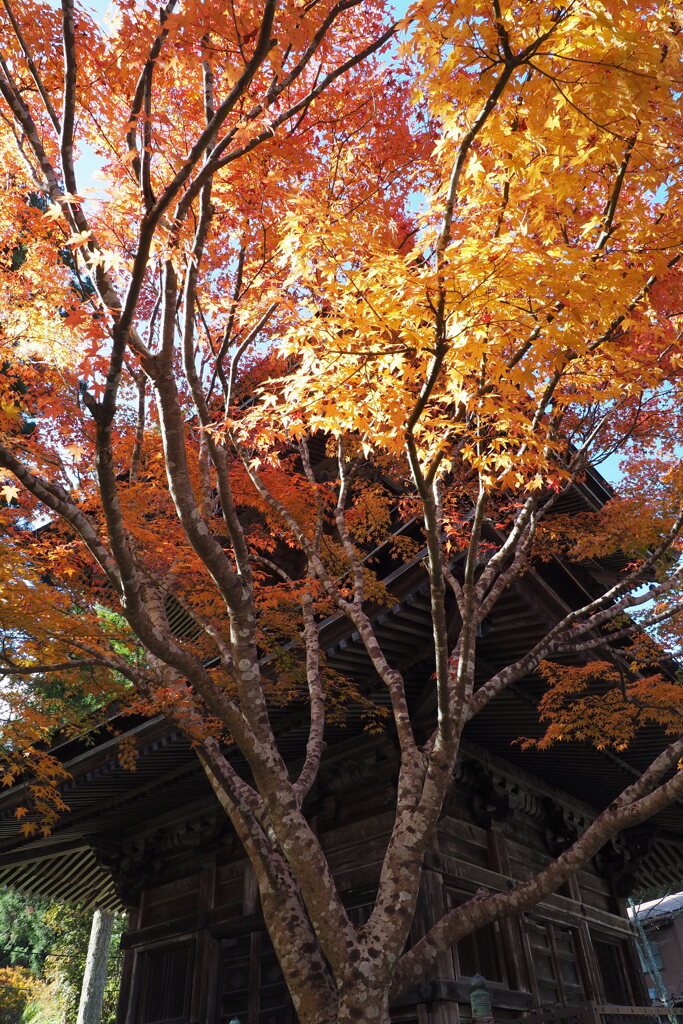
0,0,682,1021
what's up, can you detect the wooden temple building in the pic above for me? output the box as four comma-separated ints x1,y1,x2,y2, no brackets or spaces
0,469,682,1024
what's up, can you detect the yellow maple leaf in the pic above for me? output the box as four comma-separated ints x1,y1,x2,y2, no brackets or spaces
66,230,92,249
1,483,19,503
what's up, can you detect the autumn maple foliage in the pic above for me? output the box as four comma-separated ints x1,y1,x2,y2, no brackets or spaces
0,0,682,1020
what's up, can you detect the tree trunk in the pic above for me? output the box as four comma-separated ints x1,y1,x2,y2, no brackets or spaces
336,980,391,1024
76,908,115,1024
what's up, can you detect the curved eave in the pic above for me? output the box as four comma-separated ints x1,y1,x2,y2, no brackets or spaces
0,842,121,909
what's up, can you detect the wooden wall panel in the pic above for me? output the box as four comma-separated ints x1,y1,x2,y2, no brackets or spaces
142,874,201,927
115,752,648,1023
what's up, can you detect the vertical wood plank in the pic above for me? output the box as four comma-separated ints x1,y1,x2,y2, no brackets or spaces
195,854,218,1024
487,827,531,993
242,861,261,1024
411,866,457,984
614,895,649,1005
243,862,259,915
429,1001,460,1024
123,896,147,1024
248,931,262,1024
412,840,460,1024
204,933,221,1024
200,852,217,910
621,933,650,1004
567,876,602,1001
519,914,542,1007
117,903,141,1024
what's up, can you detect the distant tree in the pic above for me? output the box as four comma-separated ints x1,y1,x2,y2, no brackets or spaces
0,891,122,1024
41,905,122,1024
0,889,55,977
0,965,39,1024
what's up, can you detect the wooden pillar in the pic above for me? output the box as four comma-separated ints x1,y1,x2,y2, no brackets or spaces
76,908,115,1024
247,931,262,1024
614,895,649,1005
242,861,259,916
410,844,459,1024
241,862,263,1024
566,876,603,1001
193,852,218,1023
123,893,147,1024
116,903,139,1024
486,827,531,993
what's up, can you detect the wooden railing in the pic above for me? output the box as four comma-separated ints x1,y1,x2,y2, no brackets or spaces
518,1002,682,1024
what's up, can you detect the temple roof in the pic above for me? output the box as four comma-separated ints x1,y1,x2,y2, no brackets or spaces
0,468,682,906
